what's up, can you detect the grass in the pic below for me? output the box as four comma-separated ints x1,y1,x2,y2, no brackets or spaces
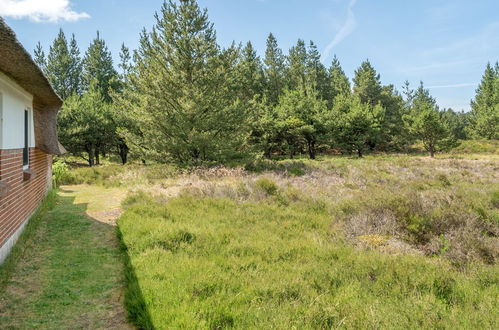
12,149,496,328
116,153,499,329
0,186,130,329
119,194,499,329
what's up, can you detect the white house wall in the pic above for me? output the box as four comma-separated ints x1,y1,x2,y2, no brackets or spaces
0,71,34,150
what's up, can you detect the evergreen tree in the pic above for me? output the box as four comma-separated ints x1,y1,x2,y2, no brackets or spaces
33,42,46,72
469,63,499,139
43,30,82,99
82,32,118,101
68,34,83,96
379,84,406,150
353,59,382,106
404,83,457,157
441,108,469,140
237,41,264,102
58,84,114,166
328,56,350,104
306,41,328,100
116,0,250,164
118,44,132,81
46,29,72,100
264,33,286,106
287,39,307,93
79,32,119,163
331,94,385,157
111,44,135,165
473,63,496,109
276,89,328,159
402,80,414,108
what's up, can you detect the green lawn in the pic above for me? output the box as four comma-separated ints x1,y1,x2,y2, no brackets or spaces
0,187,130,329
117,155,499,329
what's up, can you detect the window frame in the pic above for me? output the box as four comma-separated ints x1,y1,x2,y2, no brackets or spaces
22,108,30,169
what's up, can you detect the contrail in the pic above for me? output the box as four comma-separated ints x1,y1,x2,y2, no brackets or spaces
322,0,358,63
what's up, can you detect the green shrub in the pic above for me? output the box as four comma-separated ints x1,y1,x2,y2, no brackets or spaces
66,165,125,187
281,161,306,176
245,159,307,177
437,174,451,187
255,178,278,196
122,190,157,208
143,165,178,183
52,160,72,187
450,140,499,154
405,215,431,242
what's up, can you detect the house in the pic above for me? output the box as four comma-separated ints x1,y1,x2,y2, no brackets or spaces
0,18,65,264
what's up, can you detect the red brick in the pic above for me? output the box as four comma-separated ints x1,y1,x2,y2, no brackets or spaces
0,148,51,248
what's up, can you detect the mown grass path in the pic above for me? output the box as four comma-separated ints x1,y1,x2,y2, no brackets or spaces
0,185,131,329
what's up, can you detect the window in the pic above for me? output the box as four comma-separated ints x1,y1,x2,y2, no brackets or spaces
23,109,29,167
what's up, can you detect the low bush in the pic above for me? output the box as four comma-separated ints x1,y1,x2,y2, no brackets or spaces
338,188,499,265
255,177,278,196
52,160,71,187
245,159,308,176
450,139,499,154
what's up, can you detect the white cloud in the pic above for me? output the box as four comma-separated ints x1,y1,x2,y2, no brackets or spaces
427,83,477,89
0,0,90,22
322,0,358,62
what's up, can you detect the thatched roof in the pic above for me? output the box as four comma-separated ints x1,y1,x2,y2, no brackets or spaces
0,18,65,155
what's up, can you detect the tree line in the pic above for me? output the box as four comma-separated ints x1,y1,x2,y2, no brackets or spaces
34,0,498,166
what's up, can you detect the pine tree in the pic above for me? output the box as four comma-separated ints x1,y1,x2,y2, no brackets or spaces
328,56,350,104
403,82,456,157
264,33,286,106
331,94,385,157
68,34,83,96
111,44,134,165
276,89,327,159
237,41,264,102
33,42,46,73
469,63,499,139
378,84,406,150
79,32,120,163
473,63,496,109
58,83,114,166
115,0,251,164
353,59,382,106
119,44,132,81
306,41,328,99
402,80,414,107
441,108,469,140
44,30,82,99
287,39,307,93
82,32,118,101
46,29,72,100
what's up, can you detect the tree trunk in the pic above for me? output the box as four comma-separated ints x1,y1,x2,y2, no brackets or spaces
118,142,129,165
307,140,316,160
357,149,363,158
95,149,100,165
264,147,272,159
87,145,95,167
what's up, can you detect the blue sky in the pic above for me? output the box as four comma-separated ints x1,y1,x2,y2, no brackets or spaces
2,0,499,111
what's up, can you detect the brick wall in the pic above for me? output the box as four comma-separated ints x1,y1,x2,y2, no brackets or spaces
0,148,52,249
